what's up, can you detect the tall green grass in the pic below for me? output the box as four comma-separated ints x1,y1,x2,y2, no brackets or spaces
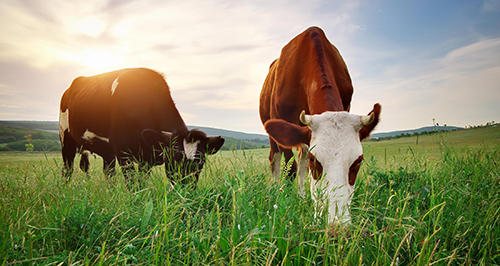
1,139,499,265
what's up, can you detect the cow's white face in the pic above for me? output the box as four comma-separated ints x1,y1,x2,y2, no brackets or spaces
142,129,225,186
264,109,376,227
303,111,368,224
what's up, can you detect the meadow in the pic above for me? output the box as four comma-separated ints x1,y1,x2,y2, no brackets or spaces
0,126,499,265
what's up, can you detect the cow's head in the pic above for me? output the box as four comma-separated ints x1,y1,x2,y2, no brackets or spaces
264,103,381,224
142,129,225,186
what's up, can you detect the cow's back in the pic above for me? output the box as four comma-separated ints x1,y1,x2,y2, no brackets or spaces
61,68,187,157
61,69,129,142
108,68,186,152
259,27,354,126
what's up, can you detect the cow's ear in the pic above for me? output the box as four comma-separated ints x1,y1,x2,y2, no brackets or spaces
359,103,381,140
142,129,172,149
264,119,311,148
207,136,225,154
160,131,173,143
142,129,162,149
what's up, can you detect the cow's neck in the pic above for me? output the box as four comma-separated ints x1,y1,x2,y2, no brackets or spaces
304,47,347,114
307,79,345,114
161,98,190,135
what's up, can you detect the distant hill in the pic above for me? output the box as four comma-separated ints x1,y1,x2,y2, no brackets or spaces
0,124,60,151
1,121,496,152
371,126,463,139
0,121,268,140
188,125,268,140
0,121,59,132
0,121,270,151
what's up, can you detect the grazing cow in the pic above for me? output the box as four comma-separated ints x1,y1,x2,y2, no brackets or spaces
259,27,381,226
59,68,225,186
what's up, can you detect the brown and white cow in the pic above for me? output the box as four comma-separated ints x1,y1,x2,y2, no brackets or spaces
59,68,225,186
259,27,381,225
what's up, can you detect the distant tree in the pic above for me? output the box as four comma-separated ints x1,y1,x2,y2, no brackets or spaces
24,134,34,152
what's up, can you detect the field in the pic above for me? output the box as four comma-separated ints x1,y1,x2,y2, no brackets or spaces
1,126,499,265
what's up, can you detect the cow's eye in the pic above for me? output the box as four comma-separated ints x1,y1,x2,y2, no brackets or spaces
355,155,364,166
308,154,317,162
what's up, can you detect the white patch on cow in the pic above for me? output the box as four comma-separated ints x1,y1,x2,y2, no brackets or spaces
82,129,110,143
183,139,200,160
59,109,69,144
305,111,365,225
111,78,119,95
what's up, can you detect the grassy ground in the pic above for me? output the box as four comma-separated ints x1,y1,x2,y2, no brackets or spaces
363,125,500,170
0,127,499,265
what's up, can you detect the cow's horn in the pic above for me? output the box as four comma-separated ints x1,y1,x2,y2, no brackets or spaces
360,112,375,126
300,110,312,126
161,131,173,141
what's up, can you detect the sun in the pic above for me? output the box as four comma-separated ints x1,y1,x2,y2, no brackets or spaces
80,49,120,71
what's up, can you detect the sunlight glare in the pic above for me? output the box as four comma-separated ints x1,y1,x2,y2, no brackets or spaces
80,49,120,71
75,17,105,37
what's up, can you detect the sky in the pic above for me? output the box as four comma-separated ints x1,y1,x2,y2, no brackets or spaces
0,0,499,134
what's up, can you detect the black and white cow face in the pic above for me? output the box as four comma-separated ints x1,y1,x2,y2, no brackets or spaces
142,129,224,186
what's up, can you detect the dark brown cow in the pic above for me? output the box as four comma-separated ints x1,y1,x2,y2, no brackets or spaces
59,68,224,186
259,27,381,225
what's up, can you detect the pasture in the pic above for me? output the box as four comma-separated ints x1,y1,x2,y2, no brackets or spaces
1,126,499,265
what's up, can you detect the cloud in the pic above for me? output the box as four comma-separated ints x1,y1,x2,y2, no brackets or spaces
351,38,500,132
0,0,407,133
0,0,362,66
482,0,500,12
443,38,500,72
0,0,497,136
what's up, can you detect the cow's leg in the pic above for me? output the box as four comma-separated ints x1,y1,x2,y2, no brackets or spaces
138,161,153,176
281,148,297,183
296,145,308,197
79,151,90,173
117,156,141,189
102,154,116,178
269,139,281,185
118,157,134,179
61,131,77,181
137,161,152,187
310,178,322,221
